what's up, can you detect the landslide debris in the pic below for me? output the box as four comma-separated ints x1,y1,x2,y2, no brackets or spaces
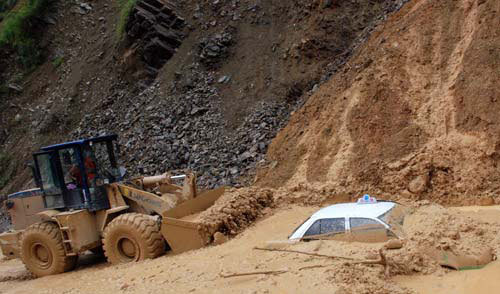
0,0,410,195
259,0,500,204
71,67,292,188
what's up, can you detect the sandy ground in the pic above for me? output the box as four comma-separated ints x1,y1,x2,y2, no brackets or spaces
0,204,499,294
395,206,500,293
395,261,500,294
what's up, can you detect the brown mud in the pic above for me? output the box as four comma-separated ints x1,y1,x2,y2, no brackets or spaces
0,204,499,294
258,0,500,205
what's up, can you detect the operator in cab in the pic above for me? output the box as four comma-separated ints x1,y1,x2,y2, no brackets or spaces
69,148,97,187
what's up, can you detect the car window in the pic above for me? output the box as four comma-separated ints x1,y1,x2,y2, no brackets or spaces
304,218,345,237
304,220,321,236
350,218,385,232
320,218,345,235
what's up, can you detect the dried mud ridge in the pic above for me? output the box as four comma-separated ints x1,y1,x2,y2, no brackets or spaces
197,187,274,241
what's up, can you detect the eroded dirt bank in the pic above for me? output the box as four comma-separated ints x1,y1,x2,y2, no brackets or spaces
258,0,500,204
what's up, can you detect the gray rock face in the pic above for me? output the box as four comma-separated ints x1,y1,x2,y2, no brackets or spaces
125,0,186,79
71,64,295,188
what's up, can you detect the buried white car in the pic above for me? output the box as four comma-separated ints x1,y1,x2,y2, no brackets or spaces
289,195,406,243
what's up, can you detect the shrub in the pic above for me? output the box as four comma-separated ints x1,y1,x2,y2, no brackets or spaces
52,55,63,68
0,0,52,69
116,0,137,40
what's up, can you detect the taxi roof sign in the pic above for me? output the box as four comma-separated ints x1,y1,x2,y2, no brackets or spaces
357,194,377,204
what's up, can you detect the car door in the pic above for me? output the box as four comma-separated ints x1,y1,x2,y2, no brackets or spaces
349,217,389,243
301,218,347,241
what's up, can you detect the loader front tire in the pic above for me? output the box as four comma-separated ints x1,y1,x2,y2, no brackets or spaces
21,222,78,277
102,213,165,264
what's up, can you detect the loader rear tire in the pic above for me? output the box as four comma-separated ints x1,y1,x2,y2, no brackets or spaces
102,213,165,264
20,222,78,277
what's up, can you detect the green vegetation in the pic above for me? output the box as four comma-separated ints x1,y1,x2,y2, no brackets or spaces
52,55,63,68
0,152,15,190
0,0,52,69
116,0,137,40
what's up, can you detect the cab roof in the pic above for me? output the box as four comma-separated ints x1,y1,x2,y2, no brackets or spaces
311,201,395,220
40,134,117,152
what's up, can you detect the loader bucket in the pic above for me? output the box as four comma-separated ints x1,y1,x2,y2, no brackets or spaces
160,187,225,253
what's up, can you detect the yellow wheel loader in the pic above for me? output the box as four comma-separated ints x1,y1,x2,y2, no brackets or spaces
0,135,225,277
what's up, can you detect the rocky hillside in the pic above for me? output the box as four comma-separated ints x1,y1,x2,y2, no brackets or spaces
258,0,500,205
0,0,409,194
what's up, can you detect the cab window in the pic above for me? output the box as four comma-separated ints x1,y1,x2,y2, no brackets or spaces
88,142,120,185
37,153,59,191
59,148,80,187
35,152,64,208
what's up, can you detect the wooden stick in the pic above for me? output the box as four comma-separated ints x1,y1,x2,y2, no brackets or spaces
222,251,389,279
220,270,287,278
253,247,356,260
298,264,336,271
298,257,387,271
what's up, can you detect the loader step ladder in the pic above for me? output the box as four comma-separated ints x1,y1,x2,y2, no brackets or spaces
59,226,77,256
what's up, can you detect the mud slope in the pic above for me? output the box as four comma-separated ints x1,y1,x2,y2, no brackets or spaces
259,0,500,204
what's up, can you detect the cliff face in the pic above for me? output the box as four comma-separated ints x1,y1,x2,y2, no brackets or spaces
260,0,500,204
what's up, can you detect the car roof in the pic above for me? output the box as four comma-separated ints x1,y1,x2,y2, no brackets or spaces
311,201,395,219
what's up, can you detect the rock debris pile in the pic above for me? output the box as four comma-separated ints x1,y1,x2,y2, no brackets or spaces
197,28,234,68
72,65,294,188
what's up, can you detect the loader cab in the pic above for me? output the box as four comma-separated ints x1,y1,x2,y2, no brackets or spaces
32,134,122,212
